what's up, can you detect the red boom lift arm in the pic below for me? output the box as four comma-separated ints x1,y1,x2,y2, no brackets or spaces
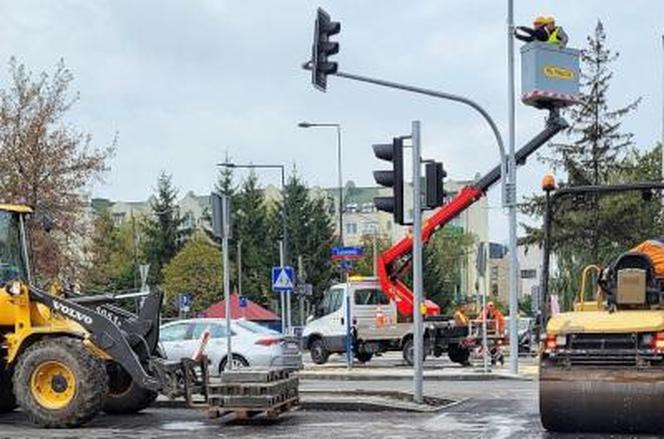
377,110,568,318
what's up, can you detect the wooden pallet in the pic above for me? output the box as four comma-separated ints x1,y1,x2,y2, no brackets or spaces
206,367,299,420
207,396,300,420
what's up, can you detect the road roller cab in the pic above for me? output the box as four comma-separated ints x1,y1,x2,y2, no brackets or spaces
538,182,664,434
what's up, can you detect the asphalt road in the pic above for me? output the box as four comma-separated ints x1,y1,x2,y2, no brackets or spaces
2,377,660,438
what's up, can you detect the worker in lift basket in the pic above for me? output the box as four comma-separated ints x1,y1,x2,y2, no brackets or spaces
514,16,568,48
480,301,505,336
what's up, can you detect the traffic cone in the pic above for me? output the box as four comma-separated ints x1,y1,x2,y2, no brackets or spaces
375,306,386,327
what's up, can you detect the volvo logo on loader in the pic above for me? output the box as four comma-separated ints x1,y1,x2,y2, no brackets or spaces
53,300,93,325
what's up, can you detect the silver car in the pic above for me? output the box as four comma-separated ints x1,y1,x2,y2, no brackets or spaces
159,318,302,374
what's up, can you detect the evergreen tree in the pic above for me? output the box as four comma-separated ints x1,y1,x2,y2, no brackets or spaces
275,172,335,305
544,20,640,185
423,226,476,311
233,171,273,303
142,171,190,284
521,21,652,309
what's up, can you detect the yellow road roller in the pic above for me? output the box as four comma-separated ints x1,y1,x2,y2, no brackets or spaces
538,181,664,433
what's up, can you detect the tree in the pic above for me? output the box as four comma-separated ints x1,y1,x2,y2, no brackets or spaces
82,210,137,292
545,20,640,186
0,58,114,281
422,226,476,311
233,171,273,304
143,172,190,284
277,172,335,305
352,231,391,277
162,233,223,316
520,22,649,309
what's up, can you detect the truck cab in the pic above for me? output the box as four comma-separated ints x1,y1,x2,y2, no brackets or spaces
302,277,403,364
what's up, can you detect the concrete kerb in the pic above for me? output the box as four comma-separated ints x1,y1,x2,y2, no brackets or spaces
296,371,535,382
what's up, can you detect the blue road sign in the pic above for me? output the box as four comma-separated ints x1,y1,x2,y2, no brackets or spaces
272,266,295,292
177,293,192,311
331,246,364,260
238,295,248,308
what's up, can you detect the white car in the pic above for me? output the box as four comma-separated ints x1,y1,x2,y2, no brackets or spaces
159,318,302,374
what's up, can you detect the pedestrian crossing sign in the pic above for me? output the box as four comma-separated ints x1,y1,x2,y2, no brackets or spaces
272,266,295,292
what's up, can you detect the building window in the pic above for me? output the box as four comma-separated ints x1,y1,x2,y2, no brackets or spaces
345,223,357,235
520,269,537,279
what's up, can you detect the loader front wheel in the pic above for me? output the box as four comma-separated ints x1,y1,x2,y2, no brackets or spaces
103,362,157,414
14,337,108,428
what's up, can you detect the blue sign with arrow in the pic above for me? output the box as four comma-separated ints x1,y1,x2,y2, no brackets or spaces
238,295,248,308
272,266,295,292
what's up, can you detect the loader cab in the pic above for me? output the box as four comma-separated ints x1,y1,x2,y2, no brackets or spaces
0,205,32,286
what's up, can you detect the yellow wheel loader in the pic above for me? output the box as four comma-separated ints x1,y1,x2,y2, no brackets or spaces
538,181,664,434
0,204,207,428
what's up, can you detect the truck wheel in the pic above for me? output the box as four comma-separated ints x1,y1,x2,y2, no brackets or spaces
448,344,471,366
355,352,373,363
309,339,329,365
402,338,426,366
102,362,157,414
0,367,17,413
13,337,108,428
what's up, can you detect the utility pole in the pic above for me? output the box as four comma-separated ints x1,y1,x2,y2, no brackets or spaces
237,240,242,297
372,226,378,277
298,255,306,326
279,241,286,335
412,120,424,404
222,195,232,371
506,0,519,375
661,33,664,192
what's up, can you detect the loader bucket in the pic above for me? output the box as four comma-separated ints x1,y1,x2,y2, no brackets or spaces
540,364,664,433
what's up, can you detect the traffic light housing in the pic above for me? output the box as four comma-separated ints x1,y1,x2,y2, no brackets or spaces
425,161,447,209
373,137,404,225
311,8,340,92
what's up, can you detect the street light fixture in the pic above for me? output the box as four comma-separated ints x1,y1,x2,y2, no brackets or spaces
297,121,344,246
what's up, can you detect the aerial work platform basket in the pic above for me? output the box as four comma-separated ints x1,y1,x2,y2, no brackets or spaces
521,42,580,109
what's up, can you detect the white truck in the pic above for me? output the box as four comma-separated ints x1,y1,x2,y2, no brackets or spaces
302,277,470,365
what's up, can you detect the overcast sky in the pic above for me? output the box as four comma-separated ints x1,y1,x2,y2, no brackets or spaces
1,1,662,242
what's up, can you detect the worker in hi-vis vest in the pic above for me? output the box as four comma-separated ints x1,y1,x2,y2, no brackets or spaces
515,16,568,48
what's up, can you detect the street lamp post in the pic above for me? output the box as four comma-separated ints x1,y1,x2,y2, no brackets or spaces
298,122,344,246
217,162,289,333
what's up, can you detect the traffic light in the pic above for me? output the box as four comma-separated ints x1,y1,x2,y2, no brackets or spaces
372,137,404,225
425,161,447,209
311,7,340,92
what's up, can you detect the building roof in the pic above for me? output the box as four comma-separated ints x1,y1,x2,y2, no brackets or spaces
201,294,279,321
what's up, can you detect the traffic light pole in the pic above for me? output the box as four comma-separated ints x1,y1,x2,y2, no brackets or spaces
411,121,424,404
315,67,508,198
304,62,509,205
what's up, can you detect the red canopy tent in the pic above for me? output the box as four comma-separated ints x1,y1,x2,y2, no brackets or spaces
201,294,279,322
